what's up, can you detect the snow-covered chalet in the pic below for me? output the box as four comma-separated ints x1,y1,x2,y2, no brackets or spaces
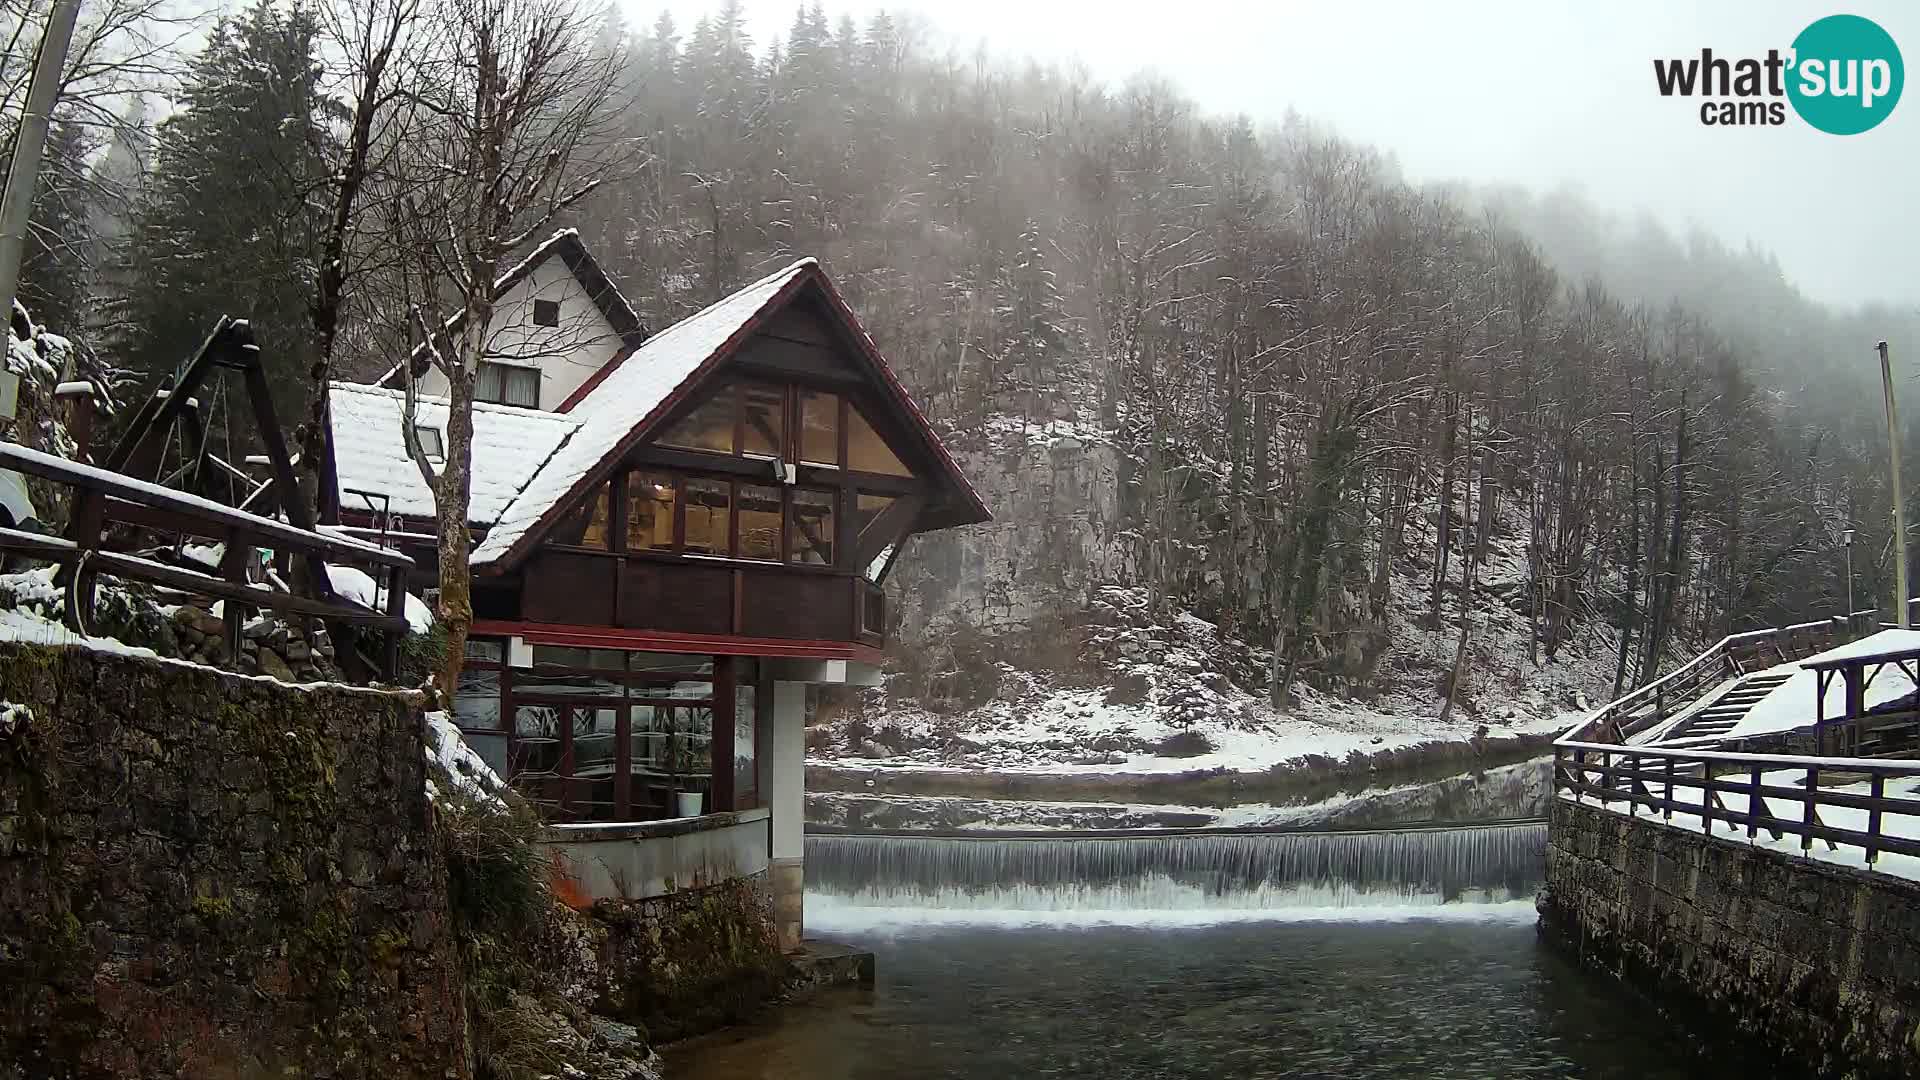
319,232,990,947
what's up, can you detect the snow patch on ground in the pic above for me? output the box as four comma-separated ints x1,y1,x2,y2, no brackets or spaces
821,575,1597,777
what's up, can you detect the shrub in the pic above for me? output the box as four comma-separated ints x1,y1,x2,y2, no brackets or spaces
1153,729,1215,757
437,786,547,943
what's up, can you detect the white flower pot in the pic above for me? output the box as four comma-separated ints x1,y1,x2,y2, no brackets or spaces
675,791,705,818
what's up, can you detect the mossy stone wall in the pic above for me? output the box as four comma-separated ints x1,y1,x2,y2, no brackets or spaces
0,641,469,1079
1544,798,1920,1080
594,875,790,1043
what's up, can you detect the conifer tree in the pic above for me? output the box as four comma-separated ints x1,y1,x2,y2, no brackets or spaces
19,118,96,335
114,0,329,424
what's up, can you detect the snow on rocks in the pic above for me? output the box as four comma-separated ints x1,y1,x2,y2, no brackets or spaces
0,700,32,737
819,583,1582,778
424,710,507,806
327,563,435,634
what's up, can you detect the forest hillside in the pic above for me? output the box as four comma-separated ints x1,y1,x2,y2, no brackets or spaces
11,0,1919,770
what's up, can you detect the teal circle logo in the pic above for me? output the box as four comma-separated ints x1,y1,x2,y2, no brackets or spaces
1787,14,1903,134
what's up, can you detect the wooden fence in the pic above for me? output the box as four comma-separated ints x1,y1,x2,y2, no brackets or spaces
1561,614,1877,747
0,439,412,679
1553,738,1920,866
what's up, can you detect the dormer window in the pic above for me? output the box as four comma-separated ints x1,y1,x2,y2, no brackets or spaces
532,299,561,327
414,424,445,462
476,361,540,409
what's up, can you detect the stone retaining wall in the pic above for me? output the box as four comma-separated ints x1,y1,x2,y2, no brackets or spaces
593,876,790,1043
0,640,468,1078
1543,797,1920,1079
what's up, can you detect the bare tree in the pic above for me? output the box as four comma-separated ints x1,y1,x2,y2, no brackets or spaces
300,0,427,516
392,0,630,696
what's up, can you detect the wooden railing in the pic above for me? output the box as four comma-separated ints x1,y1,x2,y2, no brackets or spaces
0,439,413,679
1554,739,1920,866
1560,614,1875,746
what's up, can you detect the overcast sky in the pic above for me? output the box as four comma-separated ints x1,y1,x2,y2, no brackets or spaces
640,0,1918,312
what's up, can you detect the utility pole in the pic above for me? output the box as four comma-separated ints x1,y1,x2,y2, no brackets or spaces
1843,527,1856,621
0,0,83,329
1881,340,1908,628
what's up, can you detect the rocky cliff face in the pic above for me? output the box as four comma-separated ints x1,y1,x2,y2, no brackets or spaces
854,413,1621,773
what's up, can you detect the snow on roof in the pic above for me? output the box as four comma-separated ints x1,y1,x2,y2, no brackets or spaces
1800,628,1920,668
1720,665,1917,740
328,382,578,524
470,258,815,566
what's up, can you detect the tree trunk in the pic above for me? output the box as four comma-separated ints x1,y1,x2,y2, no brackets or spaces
434,354,477,699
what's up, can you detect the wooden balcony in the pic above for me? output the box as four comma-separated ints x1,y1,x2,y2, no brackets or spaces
514,546,886,651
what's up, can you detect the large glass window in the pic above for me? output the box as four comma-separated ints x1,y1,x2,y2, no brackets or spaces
552,481,611,547
450,645,740,823
570,707,620,817
848,407,911,476
853,492,896,538
660,384,736,452
626,471,677,551
742,382,785,458
789,489,835,565
683,478,730,554
734,674,757,810
737,484,783,560
650,379,916,483
800,390,839,466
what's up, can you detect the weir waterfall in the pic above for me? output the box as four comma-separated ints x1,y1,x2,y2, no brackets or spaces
805,821,1546,914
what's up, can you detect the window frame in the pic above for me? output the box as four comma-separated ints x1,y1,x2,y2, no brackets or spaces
476,360,541,409
531,298,561,327
454,640,747,822
655,379,914,478
414,424,446,462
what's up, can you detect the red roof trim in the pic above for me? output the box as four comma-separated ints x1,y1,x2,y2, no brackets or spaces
472,619,886,664
805,272,992,527
554,339,637,413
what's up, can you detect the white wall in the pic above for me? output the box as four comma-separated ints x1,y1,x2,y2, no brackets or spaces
414,258,626,410
769,681,807,861
544,808,772,902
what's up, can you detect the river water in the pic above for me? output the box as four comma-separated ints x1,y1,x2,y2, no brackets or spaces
669,816,1773,1079
670,911,1749,1079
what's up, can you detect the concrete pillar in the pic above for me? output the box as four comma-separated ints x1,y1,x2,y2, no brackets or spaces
769,680,806,951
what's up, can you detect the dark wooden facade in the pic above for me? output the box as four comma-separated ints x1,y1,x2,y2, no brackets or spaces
476,296,953,655
346,266,988,823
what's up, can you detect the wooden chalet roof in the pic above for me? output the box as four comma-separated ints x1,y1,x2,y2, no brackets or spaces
467,257,992,572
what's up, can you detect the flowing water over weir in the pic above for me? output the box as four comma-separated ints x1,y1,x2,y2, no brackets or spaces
805,819,1546,911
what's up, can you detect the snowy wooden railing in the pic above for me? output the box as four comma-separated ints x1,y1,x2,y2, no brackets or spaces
0,439,412,679
1553,739,1920,867
1558,615,1873,747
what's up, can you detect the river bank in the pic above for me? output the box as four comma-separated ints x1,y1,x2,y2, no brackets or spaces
809,728,1557,808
